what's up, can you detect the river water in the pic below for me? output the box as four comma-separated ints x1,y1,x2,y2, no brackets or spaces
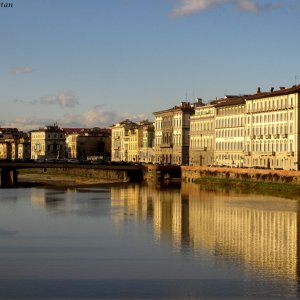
0,182,299,299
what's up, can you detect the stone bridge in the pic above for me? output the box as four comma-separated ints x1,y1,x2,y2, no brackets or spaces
0,161,144,188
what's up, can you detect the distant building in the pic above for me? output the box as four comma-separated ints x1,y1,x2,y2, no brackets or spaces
30,124,66,160
111,119,138,162
127,120,154,163
64,127,111,160
139,121,155,163
0,128,30,160
111,119,154,163
189,99,215,166
153,102,196,165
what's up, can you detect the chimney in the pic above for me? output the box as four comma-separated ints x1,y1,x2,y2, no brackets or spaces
270,87,274,92
196,98,203,105
257,87,261,94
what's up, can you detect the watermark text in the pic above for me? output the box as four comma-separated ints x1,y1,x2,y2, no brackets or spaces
0,2,13,8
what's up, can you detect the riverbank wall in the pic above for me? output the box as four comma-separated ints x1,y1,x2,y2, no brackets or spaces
181,166,300,184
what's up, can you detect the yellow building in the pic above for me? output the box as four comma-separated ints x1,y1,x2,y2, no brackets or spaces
30,124,66,160
189,100,215,166
127,127,142,162
111,119,138,162
111,119,153,163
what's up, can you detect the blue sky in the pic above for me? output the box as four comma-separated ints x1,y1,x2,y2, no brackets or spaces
0,0,299,131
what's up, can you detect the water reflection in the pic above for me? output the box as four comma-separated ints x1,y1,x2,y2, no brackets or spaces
30,187,111,217
111,182,300,282
26,182,300,297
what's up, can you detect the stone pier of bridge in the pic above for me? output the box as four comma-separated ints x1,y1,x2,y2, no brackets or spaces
0,168,18,188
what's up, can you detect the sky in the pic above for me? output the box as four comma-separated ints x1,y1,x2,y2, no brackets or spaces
0,0,300,131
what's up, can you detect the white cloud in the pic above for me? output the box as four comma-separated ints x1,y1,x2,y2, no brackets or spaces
170,0,225,17
237,0,258,12
39,92,78,108
169,0,279,17
3,117,53,132
4,105,150,131
13,67,33,74
62,105,149,128
62,105,120,128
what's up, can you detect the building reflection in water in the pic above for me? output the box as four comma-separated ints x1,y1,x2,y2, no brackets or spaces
111,182,300,281
30,188,76,210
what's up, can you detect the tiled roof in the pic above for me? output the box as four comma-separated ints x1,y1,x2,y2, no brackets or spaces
246,85,300,100
214,97,245,108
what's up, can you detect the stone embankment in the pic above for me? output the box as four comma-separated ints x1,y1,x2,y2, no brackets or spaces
181,166,300,184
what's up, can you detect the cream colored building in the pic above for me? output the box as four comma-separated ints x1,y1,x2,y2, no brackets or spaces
153,102,195,165
111,119,137,162
31,124,66,160
244,86,300,170
128,120,154,163
189,101,215,166
214,96,246,167
111,120,154,163
127,127,143,162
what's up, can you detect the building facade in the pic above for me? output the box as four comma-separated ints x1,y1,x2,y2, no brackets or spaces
188,85,300,170
111,119,138,162
214,97,246,167
140,121,155,163
30,124,66,160
244,86,300,170
111,120,154,163
189,101,215,166
0,128,30,160
65,128,111,160
153,102,195,165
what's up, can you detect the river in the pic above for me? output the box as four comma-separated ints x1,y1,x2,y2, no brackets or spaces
0,182,299,299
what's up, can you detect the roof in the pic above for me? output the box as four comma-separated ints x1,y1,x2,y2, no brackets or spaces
63,127,111,135
153,102,195,115
214,96,245,108
246,85,300,100
111,119,138,128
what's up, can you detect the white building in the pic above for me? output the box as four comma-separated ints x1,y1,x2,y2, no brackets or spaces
214,96,246,167
244,86,300,170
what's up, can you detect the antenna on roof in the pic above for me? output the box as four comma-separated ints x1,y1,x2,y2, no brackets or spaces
295,75,298,85
185,90,188,101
